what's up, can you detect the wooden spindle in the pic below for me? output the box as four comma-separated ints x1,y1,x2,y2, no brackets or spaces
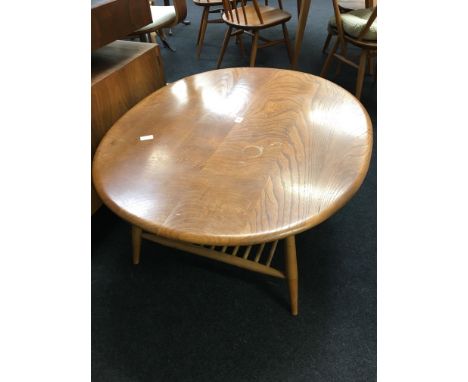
241,0,247,23
243,245,252,259
265,240,278,267
222,0,233,21
251,0,264,24
232,246,240,256
254,243,265,262
233,2,240,23
221,246,228,252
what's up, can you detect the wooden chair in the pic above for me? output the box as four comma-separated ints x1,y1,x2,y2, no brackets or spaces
320,0,376,99
128,0,187,51
217,0,292,68
194,0,227,59
322,0,365,54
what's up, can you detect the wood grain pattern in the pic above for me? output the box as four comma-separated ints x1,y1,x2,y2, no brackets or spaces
92,68,373,244
91,40,166,214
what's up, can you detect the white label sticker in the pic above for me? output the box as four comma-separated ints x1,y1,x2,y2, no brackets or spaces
139,135,154,141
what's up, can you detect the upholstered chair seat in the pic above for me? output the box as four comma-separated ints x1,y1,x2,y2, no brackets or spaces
329,8,377,40
135,6,177,34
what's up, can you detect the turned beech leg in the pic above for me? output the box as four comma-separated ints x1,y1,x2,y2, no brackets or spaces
217,26,233,69
249,31,259,67
132,226,142,265
335,40,347,77
196,7,209,59
236,34,245,58
320,37,339,78
196,7,206,45
282,23,293,63
284,235,298,316
355,48,368,100
292,0,311,68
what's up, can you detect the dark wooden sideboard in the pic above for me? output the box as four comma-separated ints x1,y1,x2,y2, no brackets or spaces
91,0,166,214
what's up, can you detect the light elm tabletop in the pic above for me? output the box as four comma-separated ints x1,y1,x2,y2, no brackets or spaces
92,67,373,315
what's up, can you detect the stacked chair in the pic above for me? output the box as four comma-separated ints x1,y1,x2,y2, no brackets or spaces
320,0,377,99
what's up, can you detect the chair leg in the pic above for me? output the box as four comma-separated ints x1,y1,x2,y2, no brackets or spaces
335,40,347,77
196,7,206,45
158,29,176,52
196,7,209,59
284,235,298,316
132,226,142,265
320,37,339,78
355,48,368,100
236,34,245,58
217,26,233,69
322,32,332,54
282,23,293,63
249,30,259,67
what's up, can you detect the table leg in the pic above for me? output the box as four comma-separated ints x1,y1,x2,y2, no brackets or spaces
132,225,142,265
292,0,312,69
284,235,298,316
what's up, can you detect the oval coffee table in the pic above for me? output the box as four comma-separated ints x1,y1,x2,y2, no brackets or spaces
92,67,373,316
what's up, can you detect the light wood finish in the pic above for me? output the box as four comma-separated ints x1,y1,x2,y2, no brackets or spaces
284,235,298,315
93,68,373,314
217,0,292,67
291,0,311,68
320,1,377,99
91,40,166,214
91,0,152,51
93,68,372,244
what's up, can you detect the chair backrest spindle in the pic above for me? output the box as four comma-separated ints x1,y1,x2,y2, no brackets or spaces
251,0,264,24
332,0,376,42
221,0,265,25
222,0,234,21
356,6,376,41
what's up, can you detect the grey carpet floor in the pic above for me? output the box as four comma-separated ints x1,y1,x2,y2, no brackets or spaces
92,0,377,380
